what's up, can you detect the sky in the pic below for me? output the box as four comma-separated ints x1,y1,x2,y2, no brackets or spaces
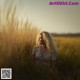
0,0,80,33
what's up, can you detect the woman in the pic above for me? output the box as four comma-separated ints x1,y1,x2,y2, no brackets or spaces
32,31,58,68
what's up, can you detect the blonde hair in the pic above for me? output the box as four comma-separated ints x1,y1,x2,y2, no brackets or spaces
36,31,57,53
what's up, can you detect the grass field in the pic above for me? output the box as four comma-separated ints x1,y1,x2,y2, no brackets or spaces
54,37,80,80
0,3,80,80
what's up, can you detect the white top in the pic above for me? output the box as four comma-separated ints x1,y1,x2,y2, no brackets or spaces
32,45,56,65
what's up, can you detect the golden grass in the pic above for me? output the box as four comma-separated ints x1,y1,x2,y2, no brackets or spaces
0,3,39,67
54,37,80,55
53,37,80,80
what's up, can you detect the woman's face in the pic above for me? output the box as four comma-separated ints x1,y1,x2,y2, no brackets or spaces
38,33,45,45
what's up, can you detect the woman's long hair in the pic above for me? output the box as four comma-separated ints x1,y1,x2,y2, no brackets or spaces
36,31,58,53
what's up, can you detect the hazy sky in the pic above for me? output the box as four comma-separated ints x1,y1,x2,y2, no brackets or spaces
0,0,80,33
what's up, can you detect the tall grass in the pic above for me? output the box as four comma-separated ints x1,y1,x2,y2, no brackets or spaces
0,3,39,67
54,37,80,80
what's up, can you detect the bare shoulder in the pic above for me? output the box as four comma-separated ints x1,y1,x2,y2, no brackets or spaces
33,45,38,49
32,45,40,55
32,45,39,52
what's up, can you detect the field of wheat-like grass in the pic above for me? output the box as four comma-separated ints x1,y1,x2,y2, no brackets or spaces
54,37,80,80
0,4,39,67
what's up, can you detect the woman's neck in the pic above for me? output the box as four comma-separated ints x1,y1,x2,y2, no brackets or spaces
40,44,47,50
